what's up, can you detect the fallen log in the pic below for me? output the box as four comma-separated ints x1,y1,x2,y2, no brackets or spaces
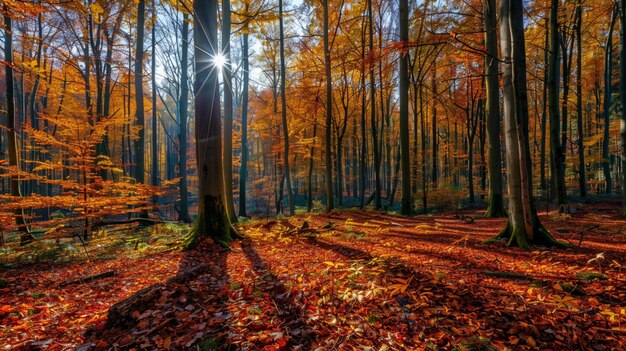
59,270,116,288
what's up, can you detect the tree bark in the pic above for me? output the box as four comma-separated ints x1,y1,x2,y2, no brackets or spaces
187,0,239,247
484,0,506,217
3,8,30,244
576,4,587,198
620,0,626,214
222,0,237,222
323,0,334,211
178,12,190,223
279,0,294,215
603,7,618,194
368,0,382,210
548,0,566,205
399,0,413,215
151,0,159,203
134,0,147,215
495,0,568,249
239,31,250,218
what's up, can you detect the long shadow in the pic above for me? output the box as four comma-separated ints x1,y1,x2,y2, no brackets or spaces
80,240,233,350
240,239,314,349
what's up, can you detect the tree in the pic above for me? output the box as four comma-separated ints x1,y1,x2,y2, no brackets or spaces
548,0,566,206
621,0,626,214
323,0,334,211
222,0,237,222
239,27,250,218
186,0,240,247
576,3,587,198
278,0,294,215
398,0,412,216
368,0,381,210
134,0,147,192
495,0,568,249
484,0,506,217
151,0,159,202
178,11,191,223
3,5,31,245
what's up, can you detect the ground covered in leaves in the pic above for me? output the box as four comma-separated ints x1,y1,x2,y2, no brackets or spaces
1,202,626,350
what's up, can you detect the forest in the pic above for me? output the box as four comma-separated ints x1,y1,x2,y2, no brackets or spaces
1,0,626,349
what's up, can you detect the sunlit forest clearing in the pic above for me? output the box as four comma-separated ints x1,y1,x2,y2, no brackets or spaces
1,0,626,349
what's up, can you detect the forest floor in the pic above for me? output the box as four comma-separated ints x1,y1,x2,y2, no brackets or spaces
1,202,626,350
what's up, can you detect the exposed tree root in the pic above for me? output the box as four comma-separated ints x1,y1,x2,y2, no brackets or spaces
488,218,571,250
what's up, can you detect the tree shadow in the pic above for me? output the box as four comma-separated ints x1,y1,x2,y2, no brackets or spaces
239,239,315,349
80,240,233,350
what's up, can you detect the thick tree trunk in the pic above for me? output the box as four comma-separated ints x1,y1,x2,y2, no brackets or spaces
399,0,413,215
431,62,438,188
222,0,237,222
496,0,568,250
178,13,190,223
484,0,506,217
187,0,239,248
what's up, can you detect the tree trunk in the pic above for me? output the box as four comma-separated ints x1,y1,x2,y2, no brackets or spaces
368,0,382,210
323,0,334,211
151,0,159,203
431,62,438,188
399,0,413,215
239,31,250,218
540,18,548,191
495,0,568,249
187,0,239,248
307,120,318,212
603,7,618,194
178,12,190,223
222,0,237,222
279,0,294,215
548,0,566,205
4,8,30,244
620,0,626,214
484,0,506,217
134,0,147,206
576,5,587,198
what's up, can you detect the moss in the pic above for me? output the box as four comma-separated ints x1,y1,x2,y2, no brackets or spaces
196,335,226,351
488,218,571,250
576,272,607,281
484,194,507,218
